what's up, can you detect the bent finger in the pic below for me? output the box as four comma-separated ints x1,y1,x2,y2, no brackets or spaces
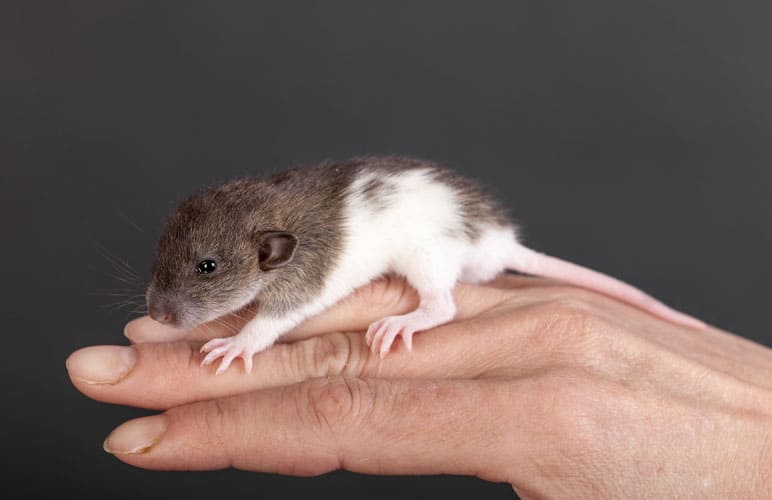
124,276,517,344
102,377,525,484
124,304,257,344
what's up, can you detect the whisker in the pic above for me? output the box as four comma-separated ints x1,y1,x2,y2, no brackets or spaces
90,292,147,298
93,241,142,281
221,316,241,334
91,286,145,292
127,306,148,317
100,299,144,313
117,209,149,237
201,322,219,342
212,317,238,335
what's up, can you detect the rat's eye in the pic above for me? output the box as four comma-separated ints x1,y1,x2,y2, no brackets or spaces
196,259,218,274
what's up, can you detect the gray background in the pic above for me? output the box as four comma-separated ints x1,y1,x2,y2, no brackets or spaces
2,1,770,498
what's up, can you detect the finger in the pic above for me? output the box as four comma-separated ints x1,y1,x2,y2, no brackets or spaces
124,305,254,344
488,272,564,289
68,287,548,412
102,377,524,484
124,316,190,343
123,274,558,344
282,276,516,342
125,277,417,343
67,342,288,410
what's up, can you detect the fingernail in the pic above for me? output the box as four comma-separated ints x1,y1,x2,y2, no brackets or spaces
103,414,168,454
66,345,137,385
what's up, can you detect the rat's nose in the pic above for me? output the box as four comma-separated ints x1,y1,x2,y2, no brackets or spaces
148,303,177,325
153,312,174,324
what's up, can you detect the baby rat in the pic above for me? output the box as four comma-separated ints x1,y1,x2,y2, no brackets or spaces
147,156,705,374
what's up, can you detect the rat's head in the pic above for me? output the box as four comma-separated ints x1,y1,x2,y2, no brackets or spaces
146,189,298,329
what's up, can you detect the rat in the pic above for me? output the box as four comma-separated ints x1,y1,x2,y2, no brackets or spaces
146,155,705,374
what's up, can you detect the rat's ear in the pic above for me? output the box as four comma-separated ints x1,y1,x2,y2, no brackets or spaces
257,231,299,271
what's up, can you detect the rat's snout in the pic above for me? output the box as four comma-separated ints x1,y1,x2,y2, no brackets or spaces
149,307,176,324
147,289,182,326
148,301,178,325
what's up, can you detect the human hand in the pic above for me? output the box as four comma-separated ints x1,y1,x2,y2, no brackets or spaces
67,275,772,498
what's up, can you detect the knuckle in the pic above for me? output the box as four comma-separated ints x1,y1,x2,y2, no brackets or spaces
206,398,229,438
183,397,236,450
197,395,258,458
128,342,204,409
298,377,376,435
543,289,597,321
305,332,356,377
537,291,650,373
523,291,612,362
152,341,199,381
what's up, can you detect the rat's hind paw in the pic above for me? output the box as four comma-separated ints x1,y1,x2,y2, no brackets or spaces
200,336,256,375
365,316,417,358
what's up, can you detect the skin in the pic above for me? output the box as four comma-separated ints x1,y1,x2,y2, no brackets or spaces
67,275,772,498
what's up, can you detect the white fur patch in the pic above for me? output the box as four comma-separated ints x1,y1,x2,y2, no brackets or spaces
314,168,515,307
459,225,519,283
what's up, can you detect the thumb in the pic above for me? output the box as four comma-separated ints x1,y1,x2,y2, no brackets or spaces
102,376,524,484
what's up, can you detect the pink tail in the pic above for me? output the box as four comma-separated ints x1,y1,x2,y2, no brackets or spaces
508,244,705,329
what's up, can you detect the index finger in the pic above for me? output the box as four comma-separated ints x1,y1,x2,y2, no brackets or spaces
124,275,528,344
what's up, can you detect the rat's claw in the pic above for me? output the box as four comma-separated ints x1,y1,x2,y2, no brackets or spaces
379,326,405,357
364,323,376,346
366,319,389,351
201,346,229,366
365,325,374,348
200,334,257,375
200,337,229,353
214,348,256,375
402,330,414,352
367,316,420,357
243,353,253,374
215,350,240,375
365,319,391,347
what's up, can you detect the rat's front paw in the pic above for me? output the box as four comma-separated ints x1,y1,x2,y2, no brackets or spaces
200,335,258,375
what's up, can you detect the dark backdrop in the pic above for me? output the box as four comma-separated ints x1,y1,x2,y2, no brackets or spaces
2,1,770,499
